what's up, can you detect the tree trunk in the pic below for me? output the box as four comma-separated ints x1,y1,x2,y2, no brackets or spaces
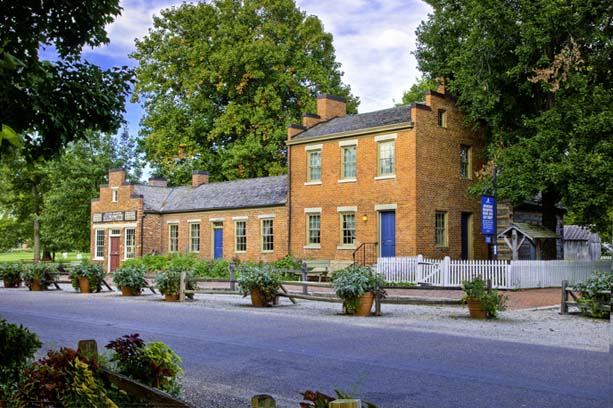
33,218,41,263
540,190,559,260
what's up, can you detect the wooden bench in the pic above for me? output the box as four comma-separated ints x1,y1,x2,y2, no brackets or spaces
304,260,330,282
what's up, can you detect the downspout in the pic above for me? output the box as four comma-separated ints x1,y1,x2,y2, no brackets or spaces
287,143,292,256
140,212,146,257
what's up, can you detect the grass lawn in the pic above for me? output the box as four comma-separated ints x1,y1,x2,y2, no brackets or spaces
0,251,90,263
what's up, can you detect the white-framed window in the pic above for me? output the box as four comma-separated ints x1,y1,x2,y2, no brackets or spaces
95,229,105,259
168,224,179,252
190,223,200,252
341,145,357,179
307,214,321,245
124,228,135,259
378,140,395,176
438,109,447,128
435,211,448,247
340,213,356,245
460,145,471,179
307,150,322,182
261,219,274,252
111,188,119,203
235,221,247,252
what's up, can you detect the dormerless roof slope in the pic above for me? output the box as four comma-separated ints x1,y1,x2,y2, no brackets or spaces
292,104,414,140
133,175,287,213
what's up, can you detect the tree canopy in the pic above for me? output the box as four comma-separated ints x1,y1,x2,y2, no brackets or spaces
397,76,438,106
131,0,358,184
0,0,133,160
415,0,613,238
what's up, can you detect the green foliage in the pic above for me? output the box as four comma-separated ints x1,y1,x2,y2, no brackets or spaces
236,264,281,304
461,277,508,318
112,264,147,293
332,266,386,314
155,264,196,296
69,262,105,292
416,0,613,239
169,253,198,270
575,270,612,318
22,263,58,288
0,263,23,286
271,254,303,271
397,76,438,106
142,254,170,272
131,0,358,184
193,259,231,279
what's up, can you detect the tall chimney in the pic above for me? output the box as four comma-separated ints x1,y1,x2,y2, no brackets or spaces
287,124,306,140
302,113,321,128
108,168,126,186
148,177,167,187
317,94,346,121
192,171,209,187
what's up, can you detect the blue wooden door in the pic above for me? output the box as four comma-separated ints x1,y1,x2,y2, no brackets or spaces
380,211,396,257
214,228,223,259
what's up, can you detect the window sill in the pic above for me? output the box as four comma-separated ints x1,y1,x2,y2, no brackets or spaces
261,250,274,254
304,181,322,186
303,245,321,250
338,178,356,183
93,257,104,261
336,244,356,250
234,251,247,254
374,175,396,181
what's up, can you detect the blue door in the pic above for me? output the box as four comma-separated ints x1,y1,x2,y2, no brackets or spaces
214,228,223,259
380,211,396,257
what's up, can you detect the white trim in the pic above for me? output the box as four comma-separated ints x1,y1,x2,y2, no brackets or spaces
305,144,323,151
338,178,356,183
209,217,225,222
304,244,321,250
232,216,248,220
374,133,397,142
166,220,179,224
108,228,121,236
111,187,119,203
374,175,396,181
375,203,397,211
187,219,201,223
337,206,357,213
124,227,136,260
93,229,105,261
91,222,137,229
304,181,322,186
258,214,276,219
304,207,322,213
339,139,358,147
337,244,357,250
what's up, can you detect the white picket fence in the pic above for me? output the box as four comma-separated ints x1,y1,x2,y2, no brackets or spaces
377,255,611,289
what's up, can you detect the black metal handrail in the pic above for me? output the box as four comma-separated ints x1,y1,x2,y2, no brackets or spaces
353,242,378,267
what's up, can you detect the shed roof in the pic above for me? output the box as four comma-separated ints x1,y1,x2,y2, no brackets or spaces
564,225,600,243
291,104,415,140
498,222,559,241
133,175,287,213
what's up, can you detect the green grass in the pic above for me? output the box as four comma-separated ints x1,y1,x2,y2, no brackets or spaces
0,250,90,263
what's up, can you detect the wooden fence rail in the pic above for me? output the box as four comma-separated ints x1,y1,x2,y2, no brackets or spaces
560,279,611,314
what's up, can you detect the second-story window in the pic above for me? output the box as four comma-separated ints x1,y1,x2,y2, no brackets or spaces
378,140,395,176
307,150,321,182
111,188,118,203
460,145,471,179
341,145,357,179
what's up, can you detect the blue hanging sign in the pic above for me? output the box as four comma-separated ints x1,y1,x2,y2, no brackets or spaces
481,195,496,235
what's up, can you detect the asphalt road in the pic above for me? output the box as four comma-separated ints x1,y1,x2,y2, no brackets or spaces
0,289,608,408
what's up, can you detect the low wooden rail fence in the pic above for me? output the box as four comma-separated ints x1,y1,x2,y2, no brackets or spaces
560,279,611,314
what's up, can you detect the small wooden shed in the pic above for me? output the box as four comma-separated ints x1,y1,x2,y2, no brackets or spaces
563,225,601,260
498,222,559,260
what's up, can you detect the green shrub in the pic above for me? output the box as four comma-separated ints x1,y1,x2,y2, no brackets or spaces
22,263,58,288
118,258,145,269
271,254,303,271
332,265,386,314
155,264,196,296
0,263,22,287
169,253,197,270
69,262,105,292
461,276,507,318
112,264,147,293
142,254,170,272
193,259,230,278
236,264,281,304
575,270,612,318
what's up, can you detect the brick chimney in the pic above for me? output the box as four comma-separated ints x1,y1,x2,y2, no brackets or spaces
302,113,321,128
108,168,126,186
436,77,446,94
192,170,209,187
287,124,306,140
317,94,346,121
148,177,167,187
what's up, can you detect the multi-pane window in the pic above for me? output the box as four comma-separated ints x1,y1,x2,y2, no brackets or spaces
378,141,395,176
235,221,247,252
168,224,179,252
190,223,200,252
307,150,322,182
341,145,357,179
124,228,135,259
307,214,321,245
111,188,118,202
460,145,471,179
438,109,447,128
341,213,356,245
261,219,274,252
95,230,105,259
435,211,448,247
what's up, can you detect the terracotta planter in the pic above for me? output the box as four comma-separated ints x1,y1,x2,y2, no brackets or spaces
164,293,179,302
467,298,487,319
30,279,43,291
352,291,375,316
3,278,21,288
121,287,139,296
78,277,91,293
249,288,267,307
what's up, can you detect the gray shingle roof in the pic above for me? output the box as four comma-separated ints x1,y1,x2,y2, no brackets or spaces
133,175,287,213
564,225,600,242
292,105,414,140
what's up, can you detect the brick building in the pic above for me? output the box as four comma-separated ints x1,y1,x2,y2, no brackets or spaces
91,87,490,272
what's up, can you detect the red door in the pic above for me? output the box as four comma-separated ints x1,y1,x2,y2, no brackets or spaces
110,236,120,272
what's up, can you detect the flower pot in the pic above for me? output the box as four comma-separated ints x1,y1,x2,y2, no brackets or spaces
78,277,91,293
3,278,21,288
121,287,138,296
467,298,487,319
30,280,43,291
352,291,375,316
249,288,267,307
164,293,179,302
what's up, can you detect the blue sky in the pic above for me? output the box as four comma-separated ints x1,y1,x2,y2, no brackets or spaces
76,0,432,138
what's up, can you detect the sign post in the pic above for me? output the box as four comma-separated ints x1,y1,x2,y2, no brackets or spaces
481,195,496,258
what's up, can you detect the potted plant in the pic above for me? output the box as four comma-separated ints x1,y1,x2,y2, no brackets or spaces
0,263,22,288
22,264,57,291
69,263,105,293
461,276,507,319
236,264,281,307
156,265,196,301
112,263,147,296
332,265,386,316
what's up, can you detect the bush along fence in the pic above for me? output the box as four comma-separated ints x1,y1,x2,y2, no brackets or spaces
377,255,611,289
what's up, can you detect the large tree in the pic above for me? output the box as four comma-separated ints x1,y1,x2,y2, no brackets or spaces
132,0,358,184
415,0,613,245
0,0,133,161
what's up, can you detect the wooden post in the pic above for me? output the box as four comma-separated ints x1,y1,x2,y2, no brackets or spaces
561,279,568,314
77,339,98,357
179,272,185,302
416,254,423,281
486,278,492,293
229,262,236,291
301,262,308,295
329,400,361,408
443,256,451,286
251,394,276,408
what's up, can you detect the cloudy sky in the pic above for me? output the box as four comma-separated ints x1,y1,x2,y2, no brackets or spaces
80,0,433,136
